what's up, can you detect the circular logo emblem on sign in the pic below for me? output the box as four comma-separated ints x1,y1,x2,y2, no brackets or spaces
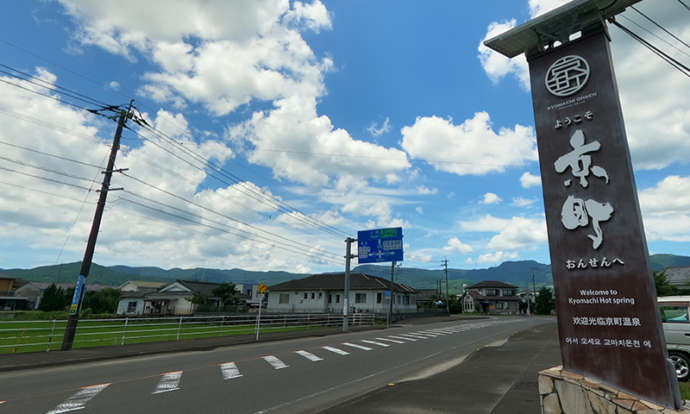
544,55,590,97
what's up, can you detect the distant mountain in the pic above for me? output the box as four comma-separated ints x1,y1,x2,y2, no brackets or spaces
1,254,687,291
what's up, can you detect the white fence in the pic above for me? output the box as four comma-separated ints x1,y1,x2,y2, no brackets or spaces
0,313,378,353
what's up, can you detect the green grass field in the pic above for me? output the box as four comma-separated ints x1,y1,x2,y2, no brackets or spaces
0,317,347,354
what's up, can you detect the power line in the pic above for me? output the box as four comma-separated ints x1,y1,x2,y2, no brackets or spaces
678,0,690,12
619,15,690,60
0,155,101,185
609,18,690,78
0,139,105,169
630,6,690,50
0,179,96,204
0,77,105,115
116,196,344,266
118,171,344,261
0,165,94,191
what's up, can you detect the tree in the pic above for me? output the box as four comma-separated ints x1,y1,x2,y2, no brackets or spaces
212,283,241,311
83,288,121,314
535,287,555,315
39,284,66,311
654,271,677,297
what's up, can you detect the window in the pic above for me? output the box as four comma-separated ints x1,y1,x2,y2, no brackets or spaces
404,295,410,305
396,295,401,304
661,306,689,323
328,294,332,304
319,292,322,298
127,301,137,313
336,294,340,303
496,302,505,310
355,293,367,304
303,293,308,299
279,294,290,304
376,293,382,304
311,292,315,299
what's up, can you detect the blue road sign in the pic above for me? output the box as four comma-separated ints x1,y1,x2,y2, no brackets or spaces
357,227,403,263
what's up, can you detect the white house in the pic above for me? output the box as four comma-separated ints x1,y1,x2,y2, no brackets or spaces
266,272,417,314
462,281,520,314
116,280,222,316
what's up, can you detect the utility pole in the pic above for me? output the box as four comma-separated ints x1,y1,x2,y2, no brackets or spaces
443,257,449,314
526,275,532,317
388,261,395,328
61,101,133,351
532,273,537,315
343,237,356,332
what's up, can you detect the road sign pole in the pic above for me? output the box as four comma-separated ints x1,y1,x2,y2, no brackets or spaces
343,237,356,332
388,261,395,328
255,296,263,341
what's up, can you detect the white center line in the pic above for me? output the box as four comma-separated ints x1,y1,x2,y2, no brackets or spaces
220,362,243,380
375,337,405,344
152,371,183,394
361,339,390,347
322,346,349,355
342,342,372,351
263,355,289,369
47,383,110,414
296,350,323,361
388,335,417,342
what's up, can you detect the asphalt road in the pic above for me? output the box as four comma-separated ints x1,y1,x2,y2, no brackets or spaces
0,317,550,414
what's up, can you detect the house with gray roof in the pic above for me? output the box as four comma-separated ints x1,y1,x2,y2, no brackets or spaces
664,267,690,291
462,280,520,314
266,272,417,314
116,279,222,316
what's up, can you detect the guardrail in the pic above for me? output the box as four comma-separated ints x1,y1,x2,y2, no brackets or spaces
0,313,378,354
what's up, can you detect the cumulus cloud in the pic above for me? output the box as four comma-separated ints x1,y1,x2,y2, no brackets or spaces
512,197,536,207
478,0,690,172
520,171,541,188
401,112,537,175
443,237,473,254
481,192,502,204
639,175,690,242
460,214,547,251
477,250,518,264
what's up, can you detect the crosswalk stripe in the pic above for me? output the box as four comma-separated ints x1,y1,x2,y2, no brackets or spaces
220,362,242,380
361,339,390,347
375,337,404,344
343,342,372,351
415,332,439,337
263,355,289,369
153,371,183,394
322,346,349,355
47,383,110,413
400,333,428,339
296,350,323,361
388,335,417,342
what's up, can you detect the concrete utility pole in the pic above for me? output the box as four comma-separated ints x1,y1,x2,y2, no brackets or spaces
387,261,395,328
343,237,356,332
443,258,449,314
62,101,133,351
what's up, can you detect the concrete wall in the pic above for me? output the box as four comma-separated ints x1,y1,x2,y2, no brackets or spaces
267,290,416,314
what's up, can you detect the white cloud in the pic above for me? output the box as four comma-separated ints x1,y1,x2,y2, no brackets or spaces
481,192,501,204
520,171,541,188
460,214,547,251
407,250,433,263
512,197,536,207
367,117,391,137
416,186,438,195
477,19,529,90
108,80,120,90
640,175,690,242
443,237,473,254
401,112,537,175
415,206,424,215
477,251,518,264
478,0,690,172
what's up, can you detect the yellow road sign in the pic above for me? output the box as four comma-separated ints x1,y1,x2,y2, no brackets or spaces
258,283,267,294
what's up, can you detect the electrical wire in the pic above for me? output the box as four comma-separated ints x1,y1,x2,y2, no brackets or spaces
117,172,344,261
0,179,96,204
0,77,105,115
0,155,101,185
0,139,105,169
630,6,690,49
116,196,344,266
0,165,93,191
619,15,690,60
678,0,690,12
609,18,690,78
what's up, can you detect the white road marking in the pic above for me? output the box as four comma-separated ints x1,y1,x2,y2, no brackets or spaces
375,337,404,344
220,362,243,380
47,383,110,413
263,355,289,369
400,334,428,339
322,346,349,355
414,332,439,337
342,342,372,351
361,339,390,347
388,335,417,342
152,371,183,394
296,350,323,361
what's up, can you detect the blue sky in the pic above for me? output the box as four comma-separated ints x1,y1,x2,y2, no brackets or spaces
0,0,688,273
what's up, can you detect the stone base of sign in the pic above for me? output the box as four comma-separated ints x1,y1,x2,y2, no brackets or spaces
539,366,688,414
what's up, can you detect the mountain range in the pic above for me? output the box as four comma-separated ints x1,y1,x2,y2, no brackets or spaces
2,254,688,292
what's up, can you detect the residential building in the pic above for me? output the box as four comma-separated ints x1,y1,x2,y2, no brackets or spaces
0,276,31,310
462,281,520,314
116,280,222,315
118,280,166,292
664,267,690,291
266,272,417,314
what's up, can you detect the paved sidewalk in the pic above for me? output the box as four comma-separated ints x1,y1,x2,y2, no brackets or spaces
0,314,485,372
325,321,560,414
